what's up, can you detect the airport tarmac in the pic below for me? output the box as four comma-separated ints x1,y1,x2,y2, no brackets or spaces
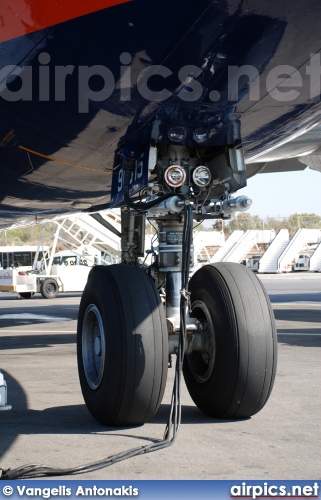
0,273,320,480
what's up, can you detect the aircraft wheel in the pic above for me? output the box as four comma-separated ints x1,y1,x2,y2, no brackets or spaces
19,292,35,299
77,264,168,426
183,262,277,419
40,278,59,299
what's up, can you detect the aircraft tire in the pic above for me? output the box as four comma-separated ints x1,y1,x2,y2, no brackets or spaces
77,264,168,426
183,262,277,419
40,278,59,299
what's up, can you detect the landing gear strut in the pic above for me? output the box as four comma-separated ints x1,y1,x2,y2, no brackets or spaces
77,142,277,426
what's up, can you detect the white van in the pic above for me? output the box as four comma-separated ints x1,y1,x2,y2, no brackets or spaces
292,254,310,271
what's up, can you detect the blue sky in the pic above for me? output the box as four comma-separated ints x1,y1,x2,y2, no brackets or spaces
237,167,321,219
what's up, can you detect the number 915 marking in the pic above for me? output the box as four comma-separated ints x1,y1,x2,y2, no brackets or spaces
117,160,143,193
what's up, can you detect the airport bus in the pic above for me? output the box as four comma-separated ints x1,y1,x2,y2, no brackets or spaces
0,246,48,270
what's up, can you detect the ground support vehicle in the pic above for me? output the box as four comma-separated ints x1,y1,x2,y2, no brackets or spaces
0,263,92,299
0,211,121,299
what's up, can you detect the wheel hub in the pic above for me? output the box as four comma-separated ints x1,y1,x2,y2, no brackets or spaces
186,300,216,383
82,304,106,390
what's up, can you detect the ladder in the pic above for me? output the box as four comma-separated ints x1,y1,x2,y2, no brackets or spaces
222,230,258,263
210,231,244,262
34,210,121,272
258,229,289,273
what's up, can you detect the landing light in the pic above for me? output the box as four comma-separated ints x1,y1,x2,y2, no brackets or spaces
168,127,186,142
193,166,211,187
193,128,209,144
164,165,186,187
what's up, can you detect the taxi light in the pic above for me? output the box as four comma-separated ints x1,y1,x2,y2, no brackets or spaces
164,165,186,187
193,166,211,187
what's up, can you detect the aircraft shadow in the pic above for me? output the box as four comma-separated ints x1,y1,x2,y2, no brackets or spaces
0,370,27,460
0,302,79,317
0,370,243,462
150,403,249,425
269,292,321,303
0,333,76,351
0,293,82,301
277,332,321,348
274,308,321,323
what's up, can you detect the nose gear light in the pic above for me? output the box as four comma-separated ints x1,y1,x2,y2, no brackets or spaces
164,165,186,187
192,166,211,187
168,127,186,142
193,128,209,144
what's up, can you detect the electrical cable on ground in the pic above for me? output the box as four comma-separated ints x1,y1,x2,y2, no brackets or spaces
0,203,194,481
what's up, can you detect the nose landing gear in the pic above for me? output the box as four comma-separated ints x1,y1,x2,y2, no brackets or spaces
77,143,277,427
